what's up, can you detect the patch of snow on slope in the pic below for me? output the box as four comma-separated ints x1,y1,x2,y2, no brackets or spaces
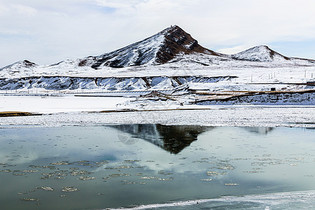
92,30,165,68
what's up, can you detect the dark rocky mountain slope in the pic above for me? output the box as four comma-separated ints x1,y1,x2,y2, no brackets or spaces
79,25,220,69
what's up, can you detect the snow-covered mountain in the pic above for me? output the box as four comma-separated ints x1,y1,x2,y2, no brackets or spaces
1,25,315,92
231,45,315,65
78,25,218,69
76,27,315,68
231,45,290,62
0,60,37,72
1,25,315,73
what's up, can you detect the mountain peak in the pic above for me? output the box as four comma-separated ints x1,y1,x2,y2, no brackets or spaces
232,45,290,62
0,60,37,71
21,60,37,67
154,25,218,64
81,25,217,69
160,25,191,37
161,25,181,33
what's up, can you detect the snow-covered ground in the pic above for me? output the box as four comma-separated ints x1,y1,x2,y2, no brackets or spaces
0,96,130,114
2,56,315,81
0,95,314,128
1,60,315,126
1,93,315,128
1,104,315,128
1,57,315,94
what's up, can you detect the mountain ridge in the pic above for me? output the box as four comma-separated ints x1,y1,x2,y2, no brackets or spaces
1,25,315,71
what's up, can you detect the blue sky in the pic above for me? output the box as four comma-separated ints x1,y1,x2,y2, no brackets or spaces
1,0,315,67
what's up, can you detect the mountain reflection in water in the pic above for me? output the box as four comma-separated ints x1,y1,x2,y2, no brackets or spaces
110,124,212,154
110,125,276,154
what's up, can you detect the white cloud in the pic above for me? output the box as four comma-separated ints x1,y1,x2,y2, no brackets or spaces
95,0,143,9
12,4,37,16
0,3,37,16
1,0,315,66
0,4,8,15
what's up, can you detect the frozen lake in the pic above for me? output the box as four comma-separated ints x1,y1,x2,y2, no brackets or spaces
1,125,315,209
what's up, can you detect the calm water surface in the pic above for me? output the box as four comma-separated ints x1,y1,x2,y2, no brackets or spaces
0,125,315,209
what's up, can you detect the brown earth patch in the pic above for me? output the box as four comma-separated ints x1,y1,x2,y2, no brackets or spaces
0,111,40,117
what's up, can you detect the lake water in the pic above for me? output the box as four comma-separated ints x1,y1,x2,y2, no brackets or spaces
0,125,315,209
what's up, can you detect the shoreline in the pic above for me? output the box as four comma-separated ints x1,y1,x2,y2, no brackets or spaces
1,106,315,128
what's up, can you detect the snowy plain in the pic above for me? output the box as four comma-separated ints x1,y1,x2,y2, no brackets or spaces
0,95,130,114
1,95,315,128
